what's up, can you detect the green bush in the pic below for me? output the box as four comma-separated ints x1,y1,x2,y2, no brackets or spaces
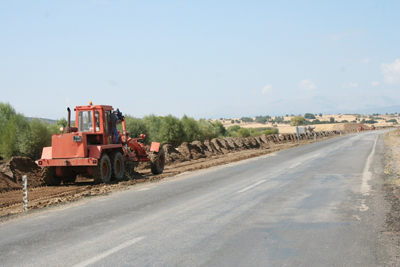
19,119,52,159
238,128,251,137
142,114,163,143
181,115,204,142
290,116,306,126
199,119,220,140
158,115,186,147
124,115,149,141
213,121,226,137
262,128,279,135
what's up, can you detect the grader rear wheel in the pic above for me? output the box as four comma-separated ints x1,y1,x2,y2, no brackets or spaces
150,148,165,175
41,167,61,186
62,174,77,184
93,154,112,183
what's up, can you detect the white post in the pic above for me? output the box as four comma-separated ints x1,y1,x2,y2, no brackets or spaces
314,133,316,141
22,175,28,212
296,127,300,145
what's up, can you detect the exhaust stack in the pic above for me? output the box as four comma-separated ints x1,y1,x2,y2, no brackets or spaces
65,107,71,133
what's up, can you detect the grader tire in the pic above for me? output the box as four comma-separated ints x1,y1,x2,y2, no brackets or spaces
62,174,77,184
41,167,61,186
110,151,124,180
150,148,165,175
93,154,112,183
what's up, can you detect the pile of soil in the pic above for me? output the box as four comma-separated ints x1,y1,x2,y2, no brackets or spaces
0,157,43,193
163,132,343,164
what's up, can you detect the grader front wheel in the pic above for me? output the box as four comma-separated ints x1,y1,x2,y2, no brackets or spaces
150,148,165,175
110,151,125,180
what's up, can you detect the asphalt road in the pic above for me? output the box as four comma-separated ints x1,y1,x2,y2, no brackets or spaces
0,130,396,266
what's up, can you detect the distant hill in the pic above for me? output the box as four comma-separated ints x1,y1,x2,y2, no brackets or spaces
25,117,57,125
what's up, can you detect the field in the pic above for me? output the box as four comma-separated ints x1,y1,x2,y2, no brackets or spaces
217,114,399,133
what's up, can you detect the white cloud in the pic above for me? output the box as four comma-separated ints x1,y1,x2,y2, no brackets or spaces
298,79,316,91
262,84,273,94
342,82,358,89
381,59,400,85
360,58,370,64
371,81,379,87
324,28,366,42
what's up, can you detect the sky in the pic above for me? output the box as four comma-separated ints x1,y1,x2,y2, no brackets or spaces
1,0,400,120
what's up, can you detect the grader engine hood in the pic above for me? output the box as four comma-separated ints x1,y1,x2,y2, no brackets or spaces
52,133,87,159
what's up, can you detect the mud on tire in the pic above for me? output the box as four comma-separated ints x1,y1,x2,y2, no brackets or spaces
109,151,124,180
150,148,165,175
93,154,112,183
41,167,61,186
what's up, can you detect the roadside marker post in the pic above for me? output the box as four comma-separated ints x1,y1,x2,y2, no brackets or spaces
22,175,28,212
296,127,300,145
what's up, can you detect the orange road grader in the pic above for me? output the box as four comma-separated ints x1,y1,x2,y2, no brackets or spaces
37,102,165,185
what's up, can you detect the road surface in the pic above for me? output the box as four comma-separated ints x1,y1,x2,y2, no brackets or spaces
0,130,396,266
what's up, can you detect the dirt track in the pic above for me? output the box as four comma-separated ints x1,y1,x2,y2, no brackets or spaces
0,127,362,218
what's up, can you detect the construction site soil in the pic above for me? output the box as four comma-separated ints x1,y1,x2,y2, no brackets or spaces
0,124,373,218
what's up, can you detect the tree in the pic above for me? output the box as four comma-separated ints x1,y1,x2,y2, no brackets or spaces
241,117,254,122
0,103,30,158
124,115,149,140
158,115,186,147
213,121,226,136
290,116,306,126
319,113,322,117
238,128,250,137
181,115,203,142
304,113,316,119
226,125,241,137
198,119,220,140
49,118,68,134
329,117,335,123
142,114,163,143
19,119,52,159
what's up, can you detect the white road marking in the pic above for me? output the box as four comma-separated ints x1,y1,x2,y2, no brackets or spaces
238,180,266,193
360,199,369,211
361,136,378,196
312,153,321,158
73,236,145,267
289,163,300,169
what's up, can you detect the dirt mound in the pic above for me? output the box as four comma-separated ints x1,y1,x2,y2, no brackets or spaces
163,144,184,163
178,142,207,160
0,157,43,192
0,172,20,193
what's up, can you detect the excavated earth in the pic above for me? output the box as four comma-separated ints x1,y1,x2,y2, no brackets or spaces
0,129,361,218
